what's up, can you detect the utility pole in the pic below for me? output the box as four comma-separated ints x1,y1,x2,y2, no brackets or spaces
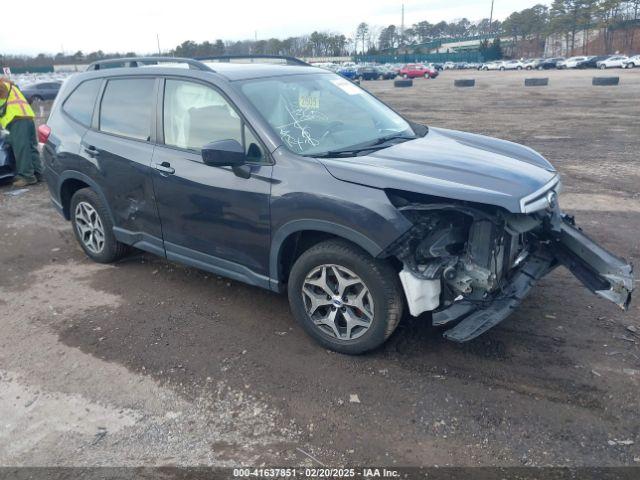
488,0,495,37
400,3,405,46
156,34,161,55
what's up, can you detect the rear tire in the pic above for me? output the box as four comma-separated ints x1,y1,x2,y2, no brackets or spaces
287,240,403,355
70,188,129,263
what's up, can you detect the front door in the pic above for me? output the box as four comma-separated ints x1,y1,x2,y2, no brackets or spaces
151,79,273,287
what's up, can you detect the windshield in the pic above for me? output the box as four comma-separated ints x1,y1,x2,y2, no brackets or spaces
239,73,415,156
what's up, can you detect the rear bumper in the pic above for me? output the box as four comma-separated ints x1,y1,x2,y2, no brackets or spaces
435,216,634,342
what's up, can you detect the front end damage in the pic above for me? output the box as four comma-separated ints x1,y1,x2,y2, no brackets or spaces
386,190,634,342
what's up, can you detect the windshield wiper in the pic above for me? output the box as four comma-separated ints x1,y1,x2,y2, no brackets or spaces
370,133,416,146
313,146,381,158
313,133,416,158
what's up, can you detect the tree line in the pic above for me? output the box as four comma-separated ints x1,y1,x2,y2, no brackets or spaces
1,0,639,68
501,0,639,56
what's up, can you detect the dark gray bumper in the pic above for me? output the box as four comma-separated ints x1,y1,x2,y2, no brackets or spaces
438,252,555,342
435,217,634,343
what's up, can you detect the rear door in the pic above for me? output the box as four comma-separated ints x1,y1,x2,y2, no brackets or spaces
81,76,163,253
150,78,273,284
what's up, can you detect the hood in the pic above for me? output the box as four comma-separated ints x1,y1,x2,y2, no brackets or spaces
317,127,558,213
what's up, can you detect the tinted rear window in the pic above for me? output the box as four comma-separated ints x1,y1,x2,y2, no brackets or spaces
99,78,155,140
62,79,101,127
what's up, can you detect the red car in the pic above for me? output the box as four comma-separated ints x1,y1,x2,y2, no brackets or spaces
399,63,439,79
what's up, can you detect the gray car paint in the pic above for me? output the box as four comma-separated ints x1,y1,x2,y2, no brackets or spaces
317,127,557,213
42,63,632,331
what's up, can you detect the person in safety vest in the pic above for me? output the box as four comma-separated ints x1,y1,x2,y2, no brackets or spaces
0,77,43,187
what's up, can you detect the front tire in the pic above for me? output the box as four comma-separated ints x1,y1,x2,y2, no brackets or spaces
287,240,403,355
70,188,129,263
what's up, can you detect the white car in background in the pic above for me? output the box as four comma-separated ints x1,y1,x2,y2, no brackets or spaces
557,56,588,69
623,55,640,68
442,62,456,70
480,61,502,70
499,60,524,70
597,55,628,69
523,58,543,70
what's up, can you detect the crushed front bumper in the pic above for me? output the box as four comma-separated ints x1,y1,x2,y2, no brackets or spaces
436,217,634,343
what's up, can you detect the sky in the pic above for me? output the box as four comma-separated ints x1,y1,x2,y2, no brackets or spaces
4,0,548,56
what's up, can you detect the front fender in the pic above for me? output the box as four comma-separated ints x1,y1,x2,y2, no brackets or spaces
269,219,386,288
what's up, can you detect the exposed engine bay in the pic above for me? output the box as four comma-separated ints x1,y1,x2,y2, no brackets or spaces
386,190,634,342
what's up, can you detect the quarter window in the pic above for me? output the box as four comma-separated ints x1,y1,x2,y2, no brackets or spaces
62,79,101,127
99,78,155,140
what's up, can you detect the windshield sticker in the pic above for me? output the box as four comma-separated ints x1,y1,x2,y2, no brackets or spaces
330,78,361,95
298,92,320,110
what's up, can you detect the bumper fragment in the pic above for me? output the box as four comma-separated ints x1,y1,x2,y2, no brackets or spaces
442,252,554,342
551,219,633,310
436,215,634,343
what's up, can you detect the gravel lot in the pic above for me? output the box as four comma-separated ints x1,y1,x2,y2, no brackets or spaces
1,68,639,467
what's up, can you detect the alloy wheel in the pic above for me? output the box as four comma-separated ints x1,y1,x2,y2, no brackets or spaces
74,201,105,254
302,264,374,340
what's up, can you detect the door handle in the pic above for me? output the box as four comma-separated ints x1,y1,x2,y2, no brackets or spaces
153,161,175,174
83,145,99,157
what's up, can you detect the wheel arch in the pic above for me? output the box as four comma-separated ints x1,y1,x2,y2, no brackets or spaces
270,220,385,290
58,171,112,221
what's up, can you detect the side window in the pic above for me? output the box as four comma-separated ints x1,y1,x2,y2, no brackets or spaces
164,79,242,151
62,79,101,127
99,78,155,141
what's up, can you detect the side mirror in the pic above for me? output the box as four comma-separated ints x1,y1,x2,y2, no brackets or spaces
201,139,246,167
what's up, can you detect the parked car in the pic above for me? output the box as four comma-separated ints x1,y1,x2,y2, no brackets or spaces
597,55,628,69
575,55,608,69
337,66,358,79
480,61,502,71
355,66,380,81
442,62,456,70
41,56,634,354
537,57,565,70
557,56,589,69
499,60,524,70
399,64,438,79
376,65,397,80
464,62,481,70
0,135,15,182
623,55,640,68
523,58,543,70
19,81,62,104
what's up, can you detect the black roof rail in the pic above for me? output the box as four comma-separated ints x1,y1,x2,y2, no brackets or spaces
86,57,214,72
197,54,310,66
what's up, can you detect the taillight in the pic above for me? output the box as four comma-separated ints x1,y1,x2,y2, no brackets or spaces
37,124,51,144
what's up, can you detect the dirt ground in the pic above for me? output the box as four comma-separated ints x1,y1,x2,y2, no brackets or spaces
1,68,639,468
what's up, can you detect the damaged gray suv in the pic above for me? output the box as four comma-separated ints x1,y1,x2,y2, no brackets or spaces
41,56,634,354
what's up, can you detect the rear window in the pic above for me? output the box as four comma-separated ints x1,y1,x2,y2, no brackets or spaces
99,78,155,140
62,79,101,127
